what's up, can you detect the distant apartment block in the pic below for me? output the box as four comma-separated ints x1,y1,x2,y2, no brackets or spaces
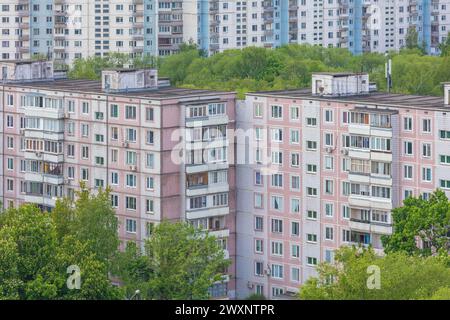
0,59,237,299
1,0,450,64
236,72,450,299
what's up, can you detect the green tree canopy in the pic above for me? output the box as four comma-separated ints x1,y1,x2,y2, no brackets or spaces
382,190,450,257
299,246,450,300
115,221,230,300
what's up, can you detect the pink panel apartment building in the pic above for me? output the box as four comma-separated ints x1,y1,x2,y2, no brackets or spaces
0,60,237,299
1,60,450,300
236,72,450,299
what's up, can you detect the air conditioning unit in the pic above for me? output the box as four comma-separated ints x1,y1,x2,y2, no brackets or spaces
325,147,333,153
19,129,25,135
35,152,42,157
64,112,70,118
247,282,254,289
130,165,137,172
341,149,349,155
122,141,129,148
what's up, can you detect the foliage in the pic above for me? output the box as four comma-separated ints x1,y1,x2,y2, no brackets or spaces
246,293,266,300
115,221,230,300
0,188,122,300
299,246,450,300
382,190,450,257
68,44,450,99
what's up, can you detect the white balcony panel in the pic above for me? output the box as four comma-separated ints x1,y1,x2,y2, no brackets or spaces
185,115,229,128
348,124,370,136
348,173,370,184
348,148,370,160
209,229,230,238
24,130,64,141
370,151,392,162
186,184,229,197
186,206,229,220
24,195,57,207
24,107,65,119
370,127,392,138
185,162,229,174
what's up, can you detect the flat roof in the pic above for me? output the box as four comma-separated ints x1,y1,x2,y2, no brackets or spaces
0,59,46,65
2,79,234,100
248,88,449,111
312,72,368,77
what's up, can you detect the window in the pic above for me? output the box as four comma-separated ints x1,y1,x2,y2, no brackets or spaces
372,186,391,199
254,103,263,118
291,198,300,213
146,130,154,144
81,124,89,137
325,109,333,122
146,107,154,121
325,133,334,146
306,187,317,196
110,104,118,117
271,151,283,165
307,234,318,243
126,128,136,142
440,179,450,189
81,168,89,181
290,129,299,144
255,171,262,185
291,175,300,190
7,158,13,170
271,105,282,119
291,153,300,167
307,210,317,220
254,193,263,208
291,267,300,282
422,119,431,133
271,241,283,256
404,165,413,179
255,239,263,253
146,176,154,190
126,196,137,210
111,172,119,185
324,156,333,170
125,219,137,233
271,128,283,142
291,222,300,236
82,102,89,114
255,261,264,276
342,229,351,242
439,130,450,139
255,216,264,231
126,174,137,187
290,106,299,120
306,117,317,126
325,203,333,217
325,180,334,195
95,156,104,165
307,257,318,266
111,194,119,208
291,245,300,259
440,155,450,165
403,117,412,131
404,141,413,155
306,140,317,150
271,174,283,187
342,205,350,219
146,199,154,214
271,218,283,233
307,164,317,173
146,153,155,168
271,264,283,279
125,105,136,119
271,195,283,211
325,227,334,240
81,146,89,159
422,143,431,158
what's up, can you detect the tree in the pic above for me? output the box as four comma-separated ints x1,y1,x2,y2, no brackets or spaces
115,221,230,300
0,196,122,299
299,246,450,300
52,183,120,267
439,32,450,57
382,190,450,257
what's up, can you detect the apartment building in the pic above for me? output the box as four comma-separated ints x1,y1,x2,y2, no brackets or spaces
0,59,237,299
236,72,450,299
1,1,450,63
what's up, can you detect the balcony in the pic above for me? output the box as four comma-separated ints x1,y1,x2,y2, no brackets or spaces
25,172,64,185
24,194,57,208
186,183,229,197
186,162,229,174
349,218,392,235
348,195,393,210
186,206,229,220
